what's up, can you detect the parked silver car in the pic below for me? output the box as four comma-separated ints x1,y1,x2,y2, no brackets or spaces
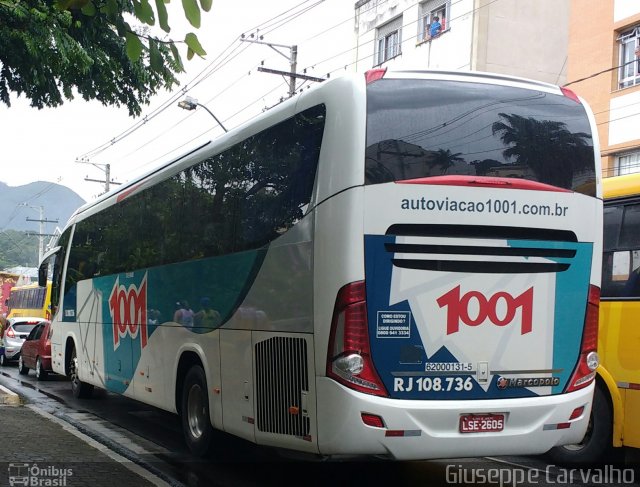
0,317,43,366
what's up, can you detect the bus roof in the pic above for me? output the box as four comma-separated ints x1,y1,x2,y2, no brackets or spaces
603,173,640,200
61,68,574,231
10,282,51,291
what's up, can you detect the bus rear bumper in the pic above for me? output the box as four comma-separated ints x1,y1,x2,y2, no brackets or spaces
315,378,594,460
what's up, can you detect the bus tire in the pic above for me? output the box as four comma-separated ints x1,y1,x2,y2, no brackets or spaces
70,347,93,399
181,365,213,457
545,385,615,465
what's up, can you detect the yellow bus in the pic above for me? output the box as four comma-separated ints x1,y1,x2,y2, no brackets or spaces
550,172,640,464
7,282,52,320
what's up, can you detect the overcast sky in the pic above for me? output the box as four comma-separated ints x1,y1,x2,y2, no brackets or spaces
0,0,354,205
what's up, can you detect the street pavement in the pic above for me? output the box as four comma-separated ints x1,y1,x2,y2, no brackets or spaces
0,385,168,487
1,378,638,487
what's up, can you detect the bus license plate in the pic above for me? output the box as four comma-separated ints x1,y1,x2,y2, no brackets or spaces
459,414,504,433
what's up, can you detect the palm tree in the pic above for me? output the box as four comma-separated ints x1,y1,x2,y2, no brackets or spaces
430,148,465,174
491,113,593,188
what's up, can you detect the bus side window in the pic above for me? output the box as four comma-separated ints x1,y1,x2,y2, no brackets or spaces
614,251,631,296
622,250,640,297
619,204,640,250
603,251,621,297
603,250,640,298
602,202,640,298
603,203,640,298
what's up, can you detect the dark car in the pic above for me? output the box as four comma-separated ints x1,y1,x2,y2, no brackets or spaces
19,321,52,380
0,318,41,366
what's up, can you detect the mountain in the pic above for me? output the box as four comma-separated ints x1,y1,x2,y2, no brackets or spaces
0,181,86,234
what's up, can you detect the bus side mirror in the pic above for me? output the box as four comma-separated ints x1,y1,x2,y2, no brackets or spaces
38,246,61,287
38,261,48,287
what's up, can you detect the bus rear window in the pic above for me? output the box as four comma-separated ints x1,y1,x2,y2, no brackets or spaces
365,79,596,195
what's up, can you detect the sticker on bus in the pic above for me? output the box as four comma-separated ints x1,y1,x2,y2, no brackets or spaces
376,311,411,338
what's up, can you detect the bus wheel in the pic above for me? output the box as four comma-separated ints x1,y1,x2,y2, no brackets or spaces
181,365,213,457
545,386,615,465
69,347,93,399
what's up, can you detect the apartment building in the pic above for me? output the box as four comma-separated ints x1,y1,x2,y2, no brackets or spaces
567,0,640,176
353,0,570,85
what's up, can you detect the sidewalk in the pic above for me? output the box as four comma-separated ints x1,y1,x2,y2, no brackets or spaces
0,385,167,487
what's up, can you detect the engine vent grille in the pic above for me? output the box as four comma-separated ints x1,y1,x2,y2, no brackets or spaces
255,336,310,437
386,224,578,274
386,224,578,242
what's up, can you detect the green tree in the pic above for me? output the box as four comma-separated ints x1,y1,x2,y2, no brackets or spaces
491,113,593,188
0,0,209,116
430,148,465,174
0,231,39,268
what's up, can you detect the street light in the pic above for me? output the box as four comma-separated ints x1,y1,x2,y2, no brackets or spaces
178,96,228,133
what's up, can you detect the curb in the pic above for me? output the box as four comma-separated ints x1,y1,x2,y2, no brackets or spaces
28,405,174,487
0,384,21,405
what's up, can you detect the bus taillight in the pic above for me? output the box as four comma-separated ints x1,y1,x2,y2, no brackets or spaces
327,281,388,397
565,285,600,393
560,87,581,104
365,68,387,84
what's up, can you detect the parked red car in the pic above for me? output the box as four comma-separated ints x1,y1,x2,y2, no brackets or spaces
18,321,52,380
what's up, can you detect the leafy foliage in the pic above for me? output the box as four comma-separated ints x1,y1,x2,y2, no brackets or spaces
491,113,594,190
0,0,210,116
430,148,464,173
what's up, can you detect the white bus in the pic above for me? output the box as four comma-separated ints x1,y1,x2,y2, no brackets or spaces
39,69,602,460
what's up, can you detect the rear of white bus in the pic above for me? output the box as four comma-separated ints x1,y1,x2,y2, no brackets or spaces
316,70,602,460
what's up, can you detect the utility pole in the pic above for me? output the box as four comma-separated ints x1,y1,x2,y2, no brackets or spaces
289,44,298,98
76,158,122,195
21,204,58,263
240,34,324,98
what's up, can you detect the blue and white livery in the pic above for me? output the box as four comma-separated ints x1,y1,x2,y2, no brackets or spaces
40,69,602,460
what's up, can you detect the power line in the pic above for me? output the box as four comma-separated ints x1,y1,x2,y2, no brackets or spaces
564,58,639,87
77,0,397,164
96,51,280,171
80,36,260,159
77,0,324,162
120,82,287,180
70,0,634,171
0,230,37,266
109,0,504,179
597,111,640,127
300,0,501,78
1,182,61,231
296,0,640,129
242,0,322,37
80,0,364,165
80,0,575,191
77,40,243,160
